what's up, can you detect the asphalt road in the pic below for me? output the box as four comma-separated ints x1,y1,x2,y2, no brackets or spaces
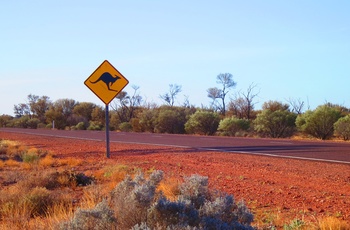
1,128,350,164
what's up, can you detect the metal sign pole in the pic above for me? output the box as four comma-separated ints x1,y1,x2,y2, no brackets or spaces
105,104,110,158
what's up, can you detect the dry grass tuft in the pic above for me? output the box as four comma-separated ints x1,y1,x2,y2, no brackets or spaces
318,216,350,230
5,159,20,167
59,158,84,167
157,176,181,201
38,154,56,167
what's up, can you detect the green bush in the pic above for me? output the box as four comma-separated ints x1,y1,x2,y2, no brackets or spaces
75,122,86,130
155,107,187,134
26,118,40,129
334,114,350,141
87,121,103,131
296,105,341,140
218,116,250,136
130,118,142,132
13,116,30,128
0,115,13,127
254,109,297,138
185,110,220,135
119,122,133,132
21,152,40,163
139,108,158,132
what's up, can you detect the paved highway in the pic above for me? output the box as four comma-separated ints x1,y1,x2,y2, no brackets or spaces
1,128,350,164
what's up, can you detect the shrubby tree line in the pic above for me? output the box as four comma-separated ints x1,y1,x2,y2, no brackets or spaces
1,73,350,141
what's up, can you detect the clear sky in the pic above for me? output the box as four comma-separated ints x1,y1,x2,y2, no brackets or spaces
1,1,349,116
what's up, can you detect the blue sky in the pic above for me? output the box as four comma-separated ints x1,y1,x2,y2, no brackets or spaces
1,1,349,116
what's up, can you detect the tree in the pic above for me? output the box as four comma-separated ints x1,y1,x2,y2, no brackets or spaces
207,73,236,115
14,94,51,122
54,99,78,126
160,84,182,106
111,85,142,122
262,100,289,112
13,103,30,118
334,115,350,141
286,97,305,115
139,107,159,133
229,83,259,120
73,102,96,122
91,106,105,128
27,94,51,122
254,101,296,138
45,104,67,129
185,110,220,135
296,105,342,140
207,87,222,112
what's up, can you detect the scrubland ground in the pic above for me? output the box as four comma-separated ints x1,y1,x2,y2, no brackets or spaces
0,131,349,229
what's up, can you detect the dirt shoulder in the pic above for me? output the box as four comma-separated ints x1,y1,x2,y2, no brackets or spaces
1,131,349,226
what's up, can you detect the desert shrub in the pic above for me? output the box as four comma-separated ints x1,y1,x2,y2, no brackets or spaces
22,187,53,217
218,116,250,136
26,118,40,129
60,199,117,230
0,115,13,127
254,109,297,138
155,107,187,134
334,114,350,141
13,116,29,128
21,151,40,163
119,122,133,132
37,122,47,129
131,118,142,132
0,140,27,161
75,172,94,186
111,171,253,229
62,171,253,230
185,110,220,135
296,105,341,140
75,121,86,130
111,170,164,229
87,121,103,131
139,108,159,132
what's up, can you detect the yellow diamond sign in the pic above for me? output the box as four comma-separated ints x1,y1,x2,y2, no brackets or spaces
84,60,129,105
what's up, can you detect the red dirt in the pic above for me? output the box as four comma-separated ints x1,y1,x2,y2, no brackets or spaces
1,131,350,226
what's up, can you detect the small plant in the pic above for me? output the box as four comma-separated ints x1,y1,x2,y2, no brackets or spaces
283,219,305,230
60,200,117,230
21,151,40,163
22,187,53,217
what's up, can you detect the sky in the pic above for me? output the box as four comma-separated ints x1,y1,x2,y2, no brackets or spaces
1,1,349,116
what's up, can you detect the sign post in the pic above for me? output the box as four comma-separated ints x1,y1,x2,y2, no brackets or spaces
105,104,110,158
84,60,129,158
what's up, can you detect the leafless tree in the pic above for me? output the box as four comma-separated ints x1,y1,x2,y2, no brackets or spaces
207,87,222,111
229,83,260,119
207,73,236,115
160,84,182,106
286,97,305,114
111,85,142,122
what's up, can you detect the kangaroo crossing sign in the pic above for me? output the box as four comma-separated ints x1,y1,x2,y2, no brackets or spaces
84,60,129,105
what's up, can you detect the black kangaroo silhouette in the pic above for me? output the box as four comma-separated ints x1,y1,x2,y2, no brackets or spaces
90,72,121,92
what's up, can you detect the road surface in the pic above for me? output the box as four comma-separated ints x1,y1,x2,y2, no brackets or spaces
1,128,350,164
